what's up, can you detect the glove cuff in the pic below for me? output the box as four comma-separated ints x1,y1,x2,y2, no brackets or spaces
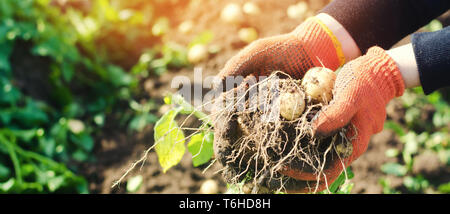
293,17,346,69
365,46,405,103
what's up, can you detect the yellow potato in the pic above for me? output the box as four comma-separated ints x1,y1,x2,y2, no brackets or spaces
301,67,336,103
238,28,258,44
279,90,306,120
221,3,244,24
188,44,209,64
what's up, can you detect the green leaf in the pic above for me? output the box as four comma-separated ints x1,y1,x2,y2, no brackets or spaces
94,114,105,126
39,138,56,157
438,182,450,194
152,17,169,36
61,63,74,82
21,164,35,178
438,149,450,165
63,103,84,118
12,99,48,126
70,133,94,152
337,182,354,194
75,179,89,194
0,163,11,180
426,20,443,32
325,167,354,193
379,178,400,194
154,110,186,173
50,122,68,145
0,82,21,105
384,121,405,136
0,178,15,192
0,1,14,18
381,163,407,177
10,129,37,142
188,30,214,48
385,148,399,158
225,183,244,194
48,176,65,192
403,176,429,193
163,95,172,105
225,176,249,194
107,65,133,87
433,112,450,127
126,175,143,193
188,132,214,167
403,138,419,155
162,43,188,68
128,113,158,132
0,41,13,72
72,149,89,162
405,108,420,127
170,93,211,125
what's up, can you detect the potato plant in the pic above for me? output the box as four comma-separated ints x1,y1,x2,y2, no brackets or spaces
153,94,214,173
0,0,190,193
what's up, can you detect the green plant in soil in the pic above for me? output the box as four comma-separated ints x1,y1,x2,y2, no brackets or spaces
154,94,214,173
0,0,192,193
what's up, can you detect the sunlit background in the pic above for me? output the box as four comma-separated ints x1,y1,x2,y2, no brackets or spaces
0,0,448,194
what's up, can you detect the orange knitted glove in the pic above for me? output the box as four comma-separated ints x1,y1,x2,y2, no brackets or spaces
218,17,346,80
281,47,405,192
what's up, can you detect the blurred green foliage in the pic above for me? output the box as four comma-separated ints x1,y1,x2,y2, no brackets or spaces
0,0,189,193
382,87,450,193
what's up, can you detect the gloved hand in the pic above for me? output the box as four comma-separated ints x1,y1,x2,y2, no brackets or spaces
281,46,406,192
218,17,346,82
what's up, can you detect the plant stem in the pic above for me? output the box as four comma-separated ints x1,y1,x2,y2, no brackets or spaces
0,133,23,185
0,129,74,177
171,94,212,126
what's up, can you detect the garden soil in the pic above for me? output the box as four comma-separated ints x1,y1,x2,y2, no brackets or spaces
74,0,448,193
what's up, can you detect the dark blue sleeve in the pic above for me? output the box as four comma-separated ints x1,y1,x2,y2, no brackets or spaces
412,26,450,94
321,0,450,53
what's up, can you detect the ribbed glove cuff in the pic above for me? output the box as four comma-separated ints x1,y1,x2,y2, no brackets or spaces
293,17,346,70
365,46,405,102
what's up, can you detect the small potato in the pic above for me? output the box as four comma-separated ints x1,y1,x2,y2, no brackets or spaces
243,2,261,16
200,179,219,194
301,67,336,103
335,142,353,158
238,28,258,44
188,44,209,64
280,90,306,120
178,20,193,34
221,3,244,24
287,2,308,19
